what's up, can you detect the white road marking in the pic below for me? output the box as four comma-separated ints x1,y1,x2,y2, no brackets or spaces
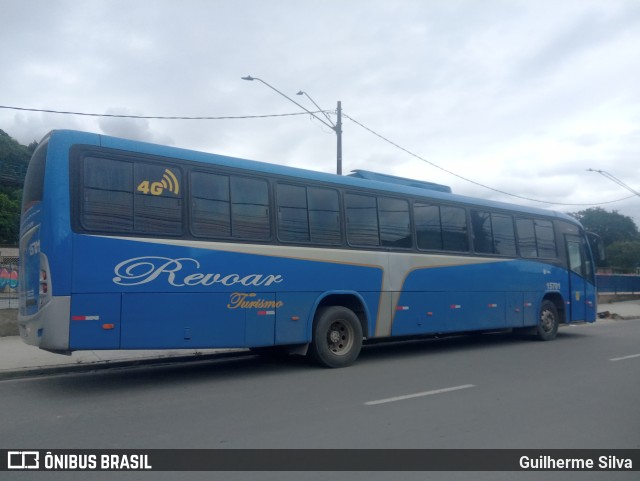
365,384,476,406
609,353,640,362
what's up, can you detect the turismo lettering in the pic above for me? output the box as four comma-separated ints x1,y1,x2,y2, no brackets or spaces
113,257,283,288
227,292,284,310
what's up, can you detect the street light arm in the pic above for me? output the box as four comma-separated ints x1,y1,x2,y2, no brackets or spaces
242,75,335,131
242,75,343,175
297,91,335,127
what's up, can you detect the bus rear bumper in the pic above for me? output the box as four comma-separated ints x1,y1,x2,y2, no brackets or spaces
18,296,71,353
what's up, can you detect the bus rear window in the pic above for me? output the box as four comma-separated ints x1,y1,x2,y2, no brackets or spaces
21,139,48,213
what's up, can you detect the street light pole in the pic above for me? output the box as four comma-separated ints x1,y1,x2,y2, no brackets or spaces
242,75,343,175
296,91,343,176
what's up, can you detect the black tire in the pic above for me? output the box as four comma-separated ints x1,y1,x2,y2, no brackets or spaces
536,300,559,341
308,306,363,368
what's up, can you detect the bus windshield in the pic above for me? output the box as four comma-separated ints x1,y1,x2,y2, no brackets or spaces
21,138,48,214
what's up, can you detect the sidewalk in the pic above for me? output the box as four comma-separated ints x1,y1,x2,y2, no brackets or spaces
0,337,248,380
1,300,639,380
595,298,640,319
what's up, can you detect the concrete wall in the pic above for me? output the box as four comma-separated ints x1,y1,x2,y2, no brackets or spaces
0,309,18,336
0,248,18,257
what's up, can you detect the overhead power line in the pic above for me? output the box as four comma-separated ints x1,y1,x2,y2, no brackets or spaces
343,113,635,207
2,103,633,207
0,104,325,120
587,169,640,198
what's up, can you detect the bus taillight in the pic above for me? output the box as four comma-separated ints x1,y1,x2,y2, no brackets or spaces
38,254,52,308
40,269,47,295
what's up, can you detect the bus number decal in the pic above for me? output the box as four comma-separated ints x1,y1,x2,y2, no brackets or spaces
546,282,561,291
28,240,40,256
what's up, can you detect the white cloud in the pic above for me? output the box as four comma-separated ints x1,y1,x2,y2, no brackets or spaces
97,109,174,145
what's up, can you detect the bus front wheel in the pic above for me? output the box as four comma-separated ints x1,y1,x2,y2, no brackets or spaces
537,300,559,341
309,306,363,368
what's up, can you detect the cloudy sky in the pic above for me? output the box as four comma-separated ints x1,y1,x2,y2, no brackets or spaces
2,0,640,221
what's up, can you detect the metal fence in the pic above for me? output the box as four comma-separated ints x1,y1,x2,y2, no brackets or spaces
596,274,640,294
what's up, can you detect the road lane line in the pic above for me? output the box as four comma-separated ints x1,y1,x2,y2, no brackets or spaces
609,353,640,362
365,384,476,406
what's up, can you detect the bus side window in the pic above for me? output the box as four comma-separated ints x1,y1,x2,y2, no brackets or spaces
134,163,183,235
82,157,134,232
277,183,309,242
346,193,379,246
230,176,270,240
415,202,442,251
492,214,517,256
191,171,231,238
379,197,412,248
516,218,537,257
535,219,557,258
308,187,341,245
276,184,342,245
471,210,493,254
441,206,468,252
415,203,468,252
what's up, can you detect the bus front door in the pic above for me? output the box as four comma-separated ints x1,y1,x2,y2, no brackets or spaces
565,235,591,322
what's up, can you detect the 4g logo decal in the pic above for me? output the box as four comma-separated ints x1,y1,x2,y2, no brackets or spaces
136,169,180,196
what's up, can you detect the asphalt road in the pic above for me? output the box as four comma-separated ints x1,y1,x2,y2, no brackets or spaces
1,319,638,481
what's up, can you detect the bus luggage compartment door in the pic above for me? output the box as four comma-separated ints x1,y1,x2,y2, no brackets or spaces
120,293,274,349
274,292,321,345
70,293,121,350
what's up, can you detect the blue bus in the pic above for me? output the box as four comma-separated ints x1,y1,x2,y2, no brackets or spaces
19,130,598,367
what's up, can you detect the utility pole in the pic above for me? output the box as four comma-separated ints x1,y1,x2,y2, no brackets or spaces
336,101,343,175
243,76,343,175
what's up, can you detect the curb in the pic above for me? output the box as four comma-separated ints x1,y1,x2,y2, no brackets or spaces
0,349,253,381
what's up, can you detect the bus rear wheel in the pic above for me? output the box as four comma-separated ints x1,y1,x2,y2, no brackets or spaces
309,306,363,368
536,300,559,341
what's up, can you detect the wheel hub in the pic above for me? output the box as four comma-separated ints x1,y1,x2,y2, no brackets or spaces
329,329,342,344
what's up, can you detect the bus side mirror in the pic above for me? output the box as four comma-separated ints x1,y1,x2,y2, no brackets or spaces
587,232,605,262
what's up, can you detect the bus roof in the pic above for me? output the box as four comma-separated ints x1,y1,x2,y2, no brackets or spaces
47,129,580,226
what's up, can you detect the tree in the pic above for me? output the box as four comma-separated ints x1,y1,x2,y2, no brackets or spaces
0,191,20,244
572,207,639,247
607,241,640,273
0,130,33,245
